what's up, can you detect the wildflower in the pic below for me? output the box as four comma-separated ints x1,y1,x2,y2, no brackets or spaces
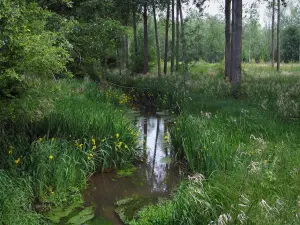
116,133,120,139
8,146,13,155
38,137,43,142
79,144,83,150
15,157,21,164
101,139,105,142
89,153,93,157
51,137,55,141
92,145,96,151
51,191,55,195
91,137,96,145
49,155,54,160
173,121,177,125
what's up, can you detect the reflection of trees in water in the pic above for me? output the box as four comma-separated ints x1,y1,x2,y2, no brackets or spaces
141,116,174,192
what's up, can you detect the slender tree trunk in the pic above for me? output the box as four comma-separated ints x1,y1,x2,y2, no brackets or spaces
277,0,280,71
133,3,138,60
170,0,175,74
176,0,180,72
231,0,242,96
152,1,161,77
117,48,122,76
125,34,129,69
225,0,231,79
271,0,275,67
164,1,170,75
143,3,149,75
178,0,188,81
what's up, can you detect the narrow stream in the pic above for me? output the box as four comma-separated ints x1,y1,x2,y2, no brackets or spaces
84,113,182,224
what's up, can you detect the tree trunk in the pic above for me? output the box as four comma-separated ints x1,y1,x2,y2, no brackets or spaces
170,0,175,74
231,0,242,96
176,0,180,72
152,0,161,77
143,3,149,75
178,0,188,81
271,0,275,67
277,0,280,71
133,3,138,60
225,0,231,79
164,1,170,75
125,34,129,69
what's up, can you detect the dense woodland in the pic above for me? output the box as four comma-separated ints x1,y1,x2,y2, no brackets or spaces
1,0,300,224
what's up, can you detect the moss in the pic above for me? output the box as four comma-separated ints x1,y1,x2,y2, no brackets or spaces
65,206,94,225
115,195,158,224
44,199,84,223
116,163,137,177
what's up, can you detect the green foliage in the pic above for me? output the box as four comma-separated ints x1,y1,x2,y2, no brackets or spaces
281,26,300,62
0,170,43,225
29,139,93,203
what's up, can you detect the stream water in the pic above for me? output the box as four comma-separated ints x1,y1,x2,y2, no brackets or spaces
84,113,182,224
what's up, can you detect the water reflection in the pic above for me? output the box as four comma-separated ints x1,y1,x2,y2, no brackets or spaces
84,115,181,224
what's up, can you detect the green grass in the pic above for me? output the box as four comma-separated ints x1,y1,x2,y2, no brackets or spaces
108,63,300,224
0,78,140,224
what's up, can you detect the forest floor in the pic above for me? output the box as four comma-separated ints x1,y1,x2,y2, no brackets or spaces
1,63,300,224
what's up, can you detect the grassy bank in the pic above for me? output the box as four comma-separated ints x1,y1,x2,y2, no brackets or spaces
0,78,139,224
109,63,300,224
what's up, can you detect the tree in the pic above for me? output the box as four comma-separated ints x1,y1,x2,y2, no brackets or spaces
277,0,280,71
231,0,242,95
143,2,149,74
170,0,175,74
281,26,300,62
225,0,231,79
164,0,170,75
152,0,161,76
272,0,275,67
178,0,189,81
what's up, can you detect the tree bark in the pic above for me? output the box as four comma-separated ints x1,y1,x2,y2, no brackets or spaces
176,0,180,72
230,0,242,96
152,0,161,77
178,0,188,81
124,34,129,69
271,0,275,67
143,3,149,75
170,0,175,74
132,3,138,60
164,1,170,75
225,0,231,79
277,0,280,71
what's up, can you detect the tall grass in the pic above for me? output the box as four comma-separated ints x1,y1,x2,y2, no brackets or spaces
0,170,44,225
113,63,300,224
0,78,140,221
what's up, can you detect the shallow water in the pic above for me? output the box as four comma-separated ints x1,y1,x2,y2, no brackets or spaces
84,114,182,224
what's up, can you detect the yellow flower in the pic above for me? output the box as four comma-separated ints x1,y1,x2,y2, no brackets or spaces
174,121,177,125
89,153,93,157
8,146,13,154
91,137,96,146
15,157,21,164
49,155,54,160
38,137,43,142
88,156,91,160
79,144,83,150
101,139,105,142
51,191,55,195
116,133,120,139
92,145,97,150
51,137,55,141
